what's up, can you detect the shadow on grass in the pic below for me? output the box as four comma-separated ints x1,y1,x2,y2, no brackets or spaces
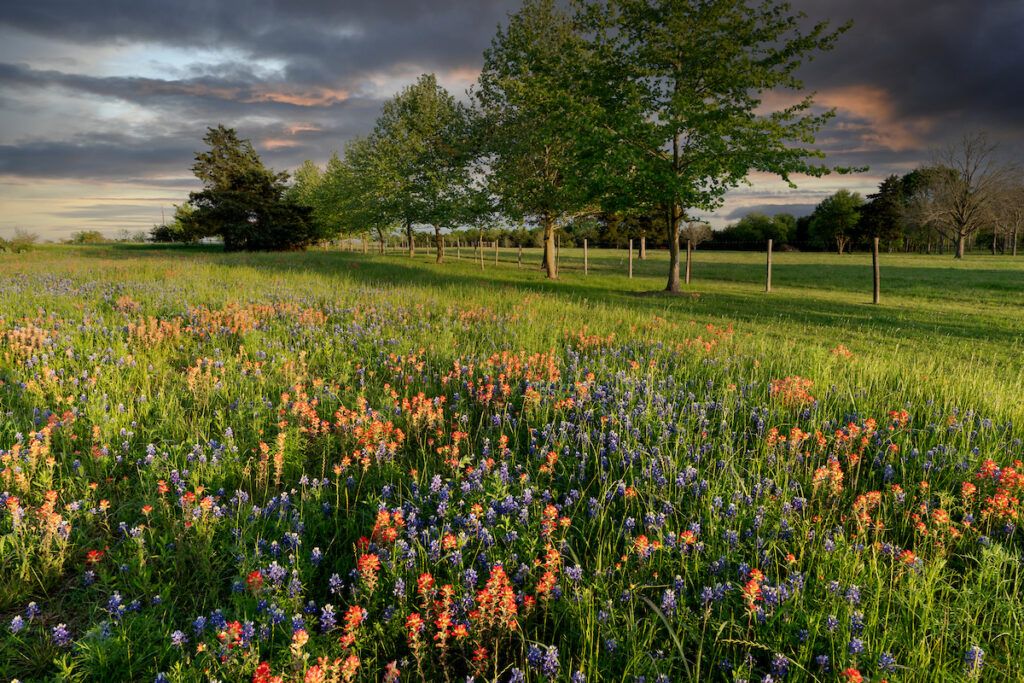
66,244,1024,350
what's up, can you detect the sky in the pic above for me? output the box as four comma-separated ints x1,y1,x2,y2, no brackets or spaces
1,0,1022,240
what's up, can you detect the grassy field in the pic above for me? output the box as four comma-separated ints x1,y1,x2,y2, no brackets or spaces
1,245,1023,682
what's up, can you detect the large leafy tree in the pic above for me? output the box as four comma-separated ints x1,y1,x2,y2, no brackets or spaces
324,136,399,252
809,189,863,254
580,0,851,291
188,125,324,251
860,175,909,250
372,74,473,263
474,0,598,279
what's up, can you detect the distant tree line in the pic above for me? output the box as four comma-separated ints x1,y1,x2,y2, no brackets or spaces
709,135,1022,257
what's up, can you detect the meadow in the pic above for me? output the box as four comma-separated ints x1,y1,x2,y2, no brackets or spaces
1,244,1023,682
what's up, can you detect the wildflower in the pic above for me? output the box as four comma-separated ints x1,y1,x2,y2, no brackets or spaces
253,661,283,683
356,553,381,594
877,652,897,672
247,570,264,592
170,630,188,647
964,645,984,676
383,661,401,683
471,565,518,632
339,655,360,679
51,623,72,648
339,605,365,648
848,638,864,655
10,615,25,634
770,653,789,678
841,669,863,683
291,628,309,654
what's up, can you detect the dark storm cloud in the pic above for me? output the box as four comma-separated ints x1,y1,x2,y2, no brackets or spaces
0,134,197,179
0,1,519,82
792,0,1024,137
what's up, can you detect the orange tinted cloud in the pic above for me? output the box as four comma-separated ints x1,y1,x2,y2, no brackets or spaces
815,85,935,152
248,87,350,106
759,85,934,152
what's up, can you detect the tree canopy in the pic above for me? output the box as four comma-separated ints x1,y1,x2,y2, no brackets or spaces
579,0,851,290
188,125,326,251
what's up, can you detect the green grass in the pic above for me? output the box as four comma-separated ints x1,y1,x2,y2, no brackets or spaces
1,244,1022,682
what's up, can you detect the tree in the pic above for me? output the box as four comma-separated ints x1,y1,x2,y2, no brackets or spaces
474,0,597,279
0,228,39,253
371,74,474,264
679,221,713,248
581,0,850,291
861,176,903,247
909,133,1017,259
996,179,1024,257
66,230,107,244
724,213,795,245
322,136,399,252
188,125,324,251
150,203,201,243
810,190,863,254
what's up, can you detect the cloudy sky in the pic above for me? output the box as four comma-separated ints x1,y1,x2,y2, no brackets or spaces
1,0,1021,239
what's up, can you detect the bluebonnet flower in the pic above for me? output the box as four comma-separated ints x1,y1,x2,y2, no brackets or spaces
51,623,72,647
170,630,188,647
848,638,864,655
878,652,897,672
770,653,788,678
964,645,984,675
10,615,25,634
661,589,677,614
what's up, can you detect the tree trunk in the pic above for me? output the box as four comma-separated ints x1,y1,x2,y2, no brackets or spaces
665,205,681,292
543,214,557,279
992,229,998,256
1014,226,1019,256
434,225,444,264
639,235,647,260
406,221,414,257
955,234,965,259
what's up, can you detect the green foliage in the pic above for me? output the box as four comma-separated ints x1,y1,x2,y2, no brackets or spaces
579,0,851,289
474,0,598,277
0,228,39,253
722,213,796,245
810,189,864,254
187,125,322,251
150,204,202,244
375,75,474,227
66,230,108,244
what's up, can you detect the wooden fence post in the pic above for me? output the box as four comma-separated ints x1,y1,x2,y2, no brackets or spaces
456,239,461,259
584,238,588,275
495,240,499,266
629,239,633,278
766,238,773,292
873,237,880,304
685,240,693,284
518,245,522,268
